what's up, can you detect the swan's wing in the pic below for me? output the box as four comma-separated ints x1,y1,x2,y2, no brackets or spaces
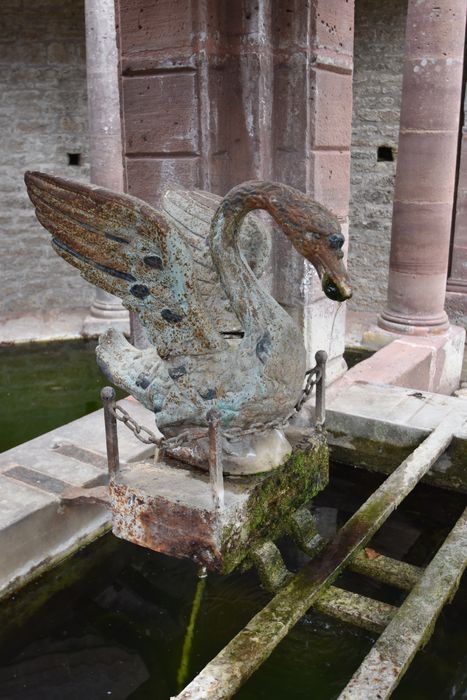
25,171,227,358
162,188,271,333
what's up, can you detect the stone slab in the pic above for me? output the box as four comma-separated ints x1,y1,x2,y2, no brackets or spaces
324,381,467,491
0,396,157,600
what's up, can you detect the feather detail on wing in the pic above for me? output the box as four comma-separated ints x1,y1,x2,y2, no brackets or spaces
24,171,227,358
162,189,271,334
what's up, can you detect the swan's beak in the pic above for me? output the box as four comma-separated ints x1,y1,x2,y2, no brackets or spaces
322,271,352,301
310,255,352,302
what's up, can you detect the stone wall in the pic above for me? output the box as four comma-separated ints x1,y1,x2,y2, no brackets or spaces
0,0,93,316
348,0,407,314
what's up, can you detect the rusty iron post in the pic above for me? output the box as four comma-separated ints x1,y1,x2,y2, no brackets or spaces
207,409,224,512
315,350,327,428
101,386,120,478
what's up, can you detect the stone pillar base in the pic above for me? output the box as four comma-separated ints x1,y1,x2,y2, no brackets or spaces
377,310,450,336
81,313,130,338
82,289,130,337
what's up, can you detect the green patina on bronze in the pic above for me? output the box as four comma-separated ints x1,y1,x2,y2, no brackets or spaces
25,171,351,441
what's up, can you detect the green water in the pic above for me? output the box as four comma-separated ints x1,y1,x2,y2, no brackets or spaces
0,340,122,453
0,466,465,700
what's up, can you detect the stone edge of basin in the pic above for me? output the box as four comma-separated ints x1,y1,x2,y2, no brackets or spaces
0,397,154,602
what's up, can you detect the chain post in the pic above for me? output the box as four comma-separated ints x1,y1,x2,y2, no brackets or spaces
314,350,327,429
105,363,323,460
101,386,120,478
207,409,224,512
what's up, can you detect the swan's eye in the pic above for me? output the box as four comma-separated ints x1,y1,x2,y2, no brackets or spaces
328,233,345,250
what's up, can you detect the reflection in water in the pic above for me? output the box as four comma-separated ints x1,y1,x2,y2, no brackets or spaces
0,636,149,700
0,466,465,699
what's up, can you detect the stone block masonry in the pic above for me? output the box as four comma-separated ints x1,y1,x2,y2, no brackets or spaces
348,0,407,314
0,0,93,316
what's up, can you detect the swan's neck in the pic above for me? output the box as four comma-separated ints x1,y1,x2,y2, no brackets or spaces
209,183,285,336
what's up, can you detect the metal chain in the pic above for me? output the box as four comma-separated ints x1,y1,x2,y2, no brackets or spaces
294,366,322,412
111,404,162,445
110,364,321,449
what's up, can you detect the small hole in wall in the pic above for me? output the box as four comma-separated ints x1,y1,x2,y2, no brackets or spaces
67,153,81,166
377,146,394,162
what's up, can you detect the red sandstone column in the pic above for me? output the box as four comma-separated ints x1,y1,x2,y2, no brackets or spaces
378,1,467,334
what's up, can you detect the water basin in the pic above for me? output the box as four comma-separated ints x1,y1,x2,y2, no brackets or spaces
0,465,465,699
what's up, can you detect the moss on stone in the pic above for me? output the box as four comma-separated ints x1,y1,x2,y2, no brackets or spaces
328,429,467,494
220,432,328,574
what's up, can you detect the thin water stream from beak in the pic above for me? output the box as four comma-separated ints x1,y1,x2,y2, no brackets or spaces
327,301,343,360
176,567,207,691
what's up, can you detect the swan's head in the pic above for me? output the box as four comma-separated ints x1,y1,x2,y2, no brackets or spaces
266,186,352,302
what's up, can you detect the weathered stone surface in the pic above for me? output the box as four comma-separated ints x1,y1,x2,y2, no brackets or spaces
348,0,406,314
116,0,355,379
175,417,458,700
324,380,467,492
340,507,467,699
110,431,329,574
0,396,157,600
378,0,466,333
0,0,92,315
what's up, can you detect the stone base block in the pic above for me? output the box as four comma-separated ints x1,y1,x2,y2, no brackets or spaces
81,312,130,338
110,430,328,574
325,381,467,493
341,324,465,395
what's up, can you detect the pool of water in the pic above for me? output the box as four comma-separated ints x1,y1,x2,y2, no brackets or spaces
0,465,465,699
0,340,122,453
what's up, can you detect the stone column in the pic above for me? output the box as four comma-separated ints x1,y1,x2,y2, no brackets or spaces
378,1,467,335
271,0,354,379
82,0,129,336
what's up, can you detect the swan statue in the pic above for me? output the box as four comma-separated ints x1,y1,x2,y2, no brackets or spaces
25,172,351,471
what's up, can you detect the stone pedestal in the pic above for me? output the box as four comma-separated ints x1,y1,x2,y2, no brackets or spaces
82,289,129,337
110,429,328,574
